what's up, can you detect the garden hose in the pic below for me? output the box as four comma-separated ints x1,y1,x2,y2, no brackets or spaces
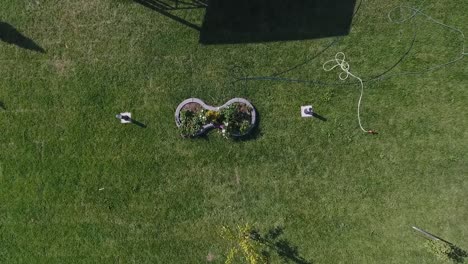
230,1,467,133
322,52,376,134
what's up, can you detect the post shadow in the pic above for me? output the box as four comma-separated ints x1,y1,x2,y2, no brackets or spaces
0,101,5,110
0,22,45,53
200,0,356,44
130,118,147,128
133,0,205,31
117,114,147,128
312,113,327,122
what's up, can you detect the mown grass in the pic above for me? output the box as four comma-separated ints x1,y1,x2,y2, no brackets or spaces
0,0,467,263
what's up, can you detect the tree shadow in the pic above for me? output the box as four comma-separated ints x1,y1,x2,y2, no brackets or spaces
448,244,468,264
0,22,45,53
200,0,356,44
413,226,468,263
133,0,206,31
251,226,312,264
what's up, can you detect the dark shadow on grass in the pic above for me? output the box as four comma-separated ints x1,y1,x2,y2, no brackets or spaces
251,226,312,264
137,0,207,10
200,0,356,44
448,245,468,264
304,108,327,122
0,101,6,110
130,118,147,128
312,113,327,122
117,114,147,128
0,22,45,53
133,0,204,31
192,133,210,141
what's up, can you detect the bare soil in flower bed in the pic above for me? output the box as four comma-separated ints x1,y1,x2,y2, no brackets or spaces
181,102,202,112
235,103,252,116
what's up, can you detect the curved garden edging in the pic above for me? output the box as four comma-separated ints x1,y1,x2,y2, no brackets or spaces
175,98,257,137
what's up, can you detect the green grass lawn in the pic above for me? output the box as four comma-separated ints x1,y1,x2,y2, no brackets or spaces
1,0,467,263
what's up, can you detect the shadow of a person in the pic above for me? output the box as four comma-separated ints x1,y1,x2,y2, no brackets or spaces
0,22,45,53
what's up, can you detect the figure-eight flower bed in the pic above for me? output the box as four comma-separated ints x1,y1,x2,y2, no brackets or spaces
175,98,257,138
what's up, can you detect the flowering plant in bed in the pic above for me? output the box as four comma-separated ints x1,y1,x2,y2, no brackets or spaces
219,104,253,138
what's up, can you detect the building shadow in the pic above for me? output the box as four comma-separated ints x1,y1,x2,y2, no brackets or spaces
251,226,312,264
0,22,45,53
200,0,356,44
133,0,206,31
